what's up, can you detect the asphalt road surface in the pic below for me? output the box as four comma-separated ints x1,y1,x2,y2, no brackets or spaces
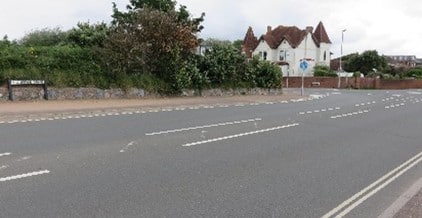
1,89,421,217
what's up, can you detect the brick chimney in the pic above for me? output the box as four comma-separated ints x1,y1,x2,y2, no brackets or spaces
306,26,314,33
267,26,272,34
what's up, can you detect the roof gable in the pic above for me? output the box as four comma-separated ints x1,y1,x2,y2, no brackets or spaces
242,21,331,57
314,21,332,44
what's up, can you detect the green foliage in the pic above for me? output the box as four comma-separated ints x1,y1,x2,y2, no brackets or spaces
344,50,388,75
405,67,422,79
313,65,337,77
68,22,109,47
20,27,69,46
0,43,107,88
200,43,246,87
247,56,282,88
0,0,283,93
111,0,204,32
175,56,210,91
104,5,204,93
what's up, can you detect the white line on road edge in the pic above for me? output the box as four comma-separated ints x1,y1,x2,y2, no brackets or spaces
0,170,50,182
378,176,422,218
182,123,299,147
322,151,422,218
146,118,262,136
0,153,12,157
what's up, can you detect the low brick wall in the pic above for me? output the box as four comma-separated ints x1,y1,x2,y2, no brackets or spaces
0,87,283,101
282,77,415,89
283,77,356,89
378,79,422,89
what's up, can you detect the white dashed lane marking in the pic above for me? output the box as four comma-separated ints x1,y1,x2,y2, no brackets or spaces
0,152,12,157
146,118,262,136
299,107,341,115
182,123,300,147
331,109,371,119
0,170,50,182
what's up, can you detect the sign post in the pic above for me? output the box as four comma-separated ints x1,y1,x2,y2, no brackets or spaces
300,59,308,96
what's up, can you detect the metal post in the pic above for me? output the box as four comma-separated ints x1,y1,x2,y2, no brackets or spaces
301,32,308,96
338,29,346,88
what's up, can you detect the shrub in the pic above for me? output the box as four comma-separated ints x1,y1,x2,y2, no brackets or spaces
405,68,422,79
314,65,337,77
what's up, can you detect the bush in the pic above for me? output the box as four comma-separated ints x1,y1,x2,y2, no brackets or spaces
405,68,422,79
314,65,337,77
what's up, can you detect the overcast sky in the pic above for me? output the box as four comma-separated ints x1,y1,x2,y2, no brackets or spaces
1,0,421,58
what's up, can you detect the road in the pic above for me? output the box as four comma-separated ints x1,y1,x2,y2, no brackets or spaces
0,89,421,217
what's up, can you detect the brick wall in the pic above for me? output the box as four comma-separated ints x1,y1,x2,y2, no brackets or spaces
283,77,422,89
283,77,357,89
379,79,422,89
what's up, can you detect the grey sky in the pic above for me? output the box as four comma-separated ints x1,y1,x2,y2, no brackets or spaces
1,0,421,57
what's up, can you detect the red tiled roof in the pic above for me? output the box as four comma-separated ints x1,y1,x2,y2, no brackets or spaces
314,21,332,44
242,21,331,58
242,27,259,58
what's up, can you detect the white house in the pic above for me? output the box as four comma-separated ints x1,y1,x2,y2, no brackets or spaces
242,22,332,77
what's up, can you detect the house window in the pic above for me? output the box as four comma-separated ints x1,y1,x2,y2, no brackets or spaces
323,51,327,61
280,50,286,61
263,51,267,60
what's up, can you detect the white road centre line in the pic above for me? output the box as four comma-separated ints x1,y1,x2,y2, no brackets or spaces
146,118,262,136
0,152,12,157
0,170,50,182
120,141,137,153
322,151,422,218
182,123,299,147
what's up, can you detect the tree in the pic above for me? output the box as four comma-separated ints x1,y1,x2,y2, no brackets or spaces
67,22,109,47
104,5,203,92
344,50,388,75
20,27,69,46
232,39,243,51
111,0,204,32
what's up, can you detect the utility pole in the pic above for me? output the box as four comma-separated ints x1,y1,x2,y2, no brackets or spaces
338,29,346,88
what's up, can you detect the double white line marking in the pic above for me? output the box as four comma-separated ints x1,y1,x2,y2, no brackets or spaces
322,151,422,218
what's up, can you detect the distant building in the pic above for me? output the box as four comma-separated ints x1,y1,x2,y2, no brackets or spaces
385,55,417,68
242,21,332,76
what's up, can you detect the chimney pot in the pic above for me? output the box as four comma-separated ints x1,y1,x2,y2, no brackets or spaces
267,26,272,33
306,26,314,32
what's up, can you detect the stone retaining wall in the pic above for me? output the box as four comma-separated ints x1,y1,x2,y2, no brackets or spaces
0,87,283,101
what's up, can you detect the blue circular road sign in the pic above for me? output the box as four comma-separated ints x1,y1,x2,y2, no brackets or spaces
300,60,308,71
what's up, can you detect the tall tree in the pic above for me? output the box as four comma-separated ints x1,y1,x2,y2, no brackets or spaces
344,50,388,75
111,0,204,32
104,3,204,92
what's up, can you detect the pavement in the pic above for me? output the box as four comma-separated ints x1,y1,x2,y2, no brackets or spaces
1,89,421,217
0,94,300,119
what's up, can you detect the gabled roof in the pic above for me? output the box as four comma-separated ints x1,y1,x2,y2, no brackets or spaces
313,21,332,44
242,26,259,58
263,25,307,49
242,21,331,58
